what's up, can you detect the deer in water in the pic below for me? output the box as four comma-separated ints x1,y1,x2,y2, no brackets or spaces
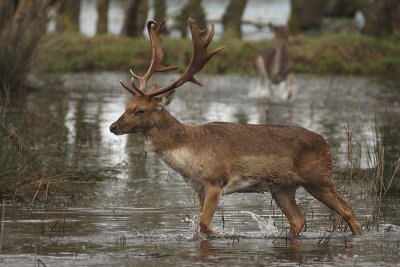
255,23,293,100
110,19,362,238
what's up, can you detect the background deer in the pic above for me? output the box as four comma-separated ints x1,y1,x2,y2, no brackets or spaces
110,19,362,238
255,23,293,100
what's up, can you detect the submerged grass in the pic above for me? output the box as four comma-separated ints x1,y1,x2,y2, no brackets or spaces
35,32,400,77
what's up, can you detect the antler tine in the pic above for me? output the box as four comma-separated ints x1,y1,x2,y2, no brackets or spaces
147,18,225,98
120,80,139,96
130,77,146,97
206,23,225,55
123,19,178,96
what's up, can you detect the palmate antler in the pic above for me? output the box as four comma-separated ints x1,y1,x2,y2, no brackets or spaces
120,18,225,99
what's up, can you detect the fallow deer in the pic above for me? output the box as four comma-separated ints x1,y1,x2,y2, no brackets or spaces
110,19,362,238
255,23,293,100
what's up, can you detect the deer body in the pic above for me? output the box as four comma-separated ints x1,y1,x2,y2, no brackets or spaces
149,109,326,194
110,19,362,238
256,23,293,100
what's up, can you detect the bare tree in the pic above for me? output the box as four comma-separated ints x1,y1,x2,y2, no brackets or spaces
176,0,206,38
357,0,400,36
96,0,109,34
324,0,357,17
221,0,247,39
289,0,327,33
153,0,167,34
56,0,81,32
123,0,148,37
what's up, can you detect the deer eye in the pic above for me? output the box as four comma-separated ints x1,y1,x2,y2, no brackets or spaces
134,109,145,116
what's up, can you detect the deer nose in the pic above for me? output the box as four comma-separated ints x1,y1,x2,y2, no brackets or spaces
109,122,118,133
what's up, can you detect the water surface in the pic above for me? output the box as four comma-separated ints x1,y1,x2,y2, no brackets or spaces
1,73,400,266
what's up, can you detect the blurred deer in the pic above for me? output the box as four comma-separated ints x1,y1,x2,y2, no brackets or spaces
110,19,362,238
255,23,293,100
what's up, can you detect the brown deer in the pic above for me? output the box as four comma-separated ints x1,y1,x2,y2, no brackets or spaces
255,23,293,100
110,18,362,238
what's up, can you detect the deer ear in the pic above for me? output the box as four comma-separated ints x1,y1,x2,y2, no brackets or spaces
157,90,175,109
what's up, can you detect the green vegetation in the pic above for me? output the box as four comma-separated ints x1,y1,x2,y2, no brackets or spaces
36,32,400,77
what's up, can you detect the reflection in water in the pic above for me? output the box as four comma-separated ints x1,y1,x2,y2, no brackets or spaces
3,73,400,266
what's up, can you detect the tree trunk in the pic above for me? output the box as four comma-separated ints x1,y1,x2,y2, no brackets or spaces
56,0,80,32
357,0,400,36
123,0,148,37
176,0,206,38
221,0,247,39
96,0,109,34
289,0,327,33
153,0,167,34
324,0,357,17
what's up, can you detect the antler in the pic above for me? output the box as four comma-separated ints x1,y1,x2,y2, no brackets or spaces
120,18,178,97
120,18,225,98
146,18,225,98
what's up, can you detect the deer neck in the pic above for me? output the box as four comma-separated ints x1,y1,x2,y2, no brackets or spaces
145,108,190,153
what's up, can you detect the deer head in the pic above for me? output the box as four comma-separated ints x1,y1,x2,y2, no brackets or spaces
268,23,289,42
109,18,225,135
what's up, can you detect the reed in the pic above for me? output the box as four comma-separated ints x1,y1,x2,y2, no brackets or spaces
361,106,400,196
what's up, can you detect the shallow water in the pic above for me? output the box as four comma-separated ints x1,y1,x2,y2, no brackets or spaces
1,73,400,266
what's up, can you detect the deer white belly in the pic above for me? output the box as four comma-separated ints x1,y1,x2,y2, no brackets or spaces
222,155,300,195
158,147,206,192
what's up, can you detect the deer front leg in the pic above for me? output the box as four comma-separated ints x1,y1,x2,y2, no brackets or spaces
199,185,221,238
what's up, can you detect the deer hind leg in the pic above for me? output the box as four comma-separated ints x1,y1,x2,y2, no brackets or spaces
286,72,293,100
272,186,305,237
198,185,221,238
268,81,274,99
304,184,362,236
256,55,267,88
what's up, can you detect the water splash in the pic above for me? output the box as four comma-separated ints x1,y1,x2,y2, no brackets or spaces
240,211,279,237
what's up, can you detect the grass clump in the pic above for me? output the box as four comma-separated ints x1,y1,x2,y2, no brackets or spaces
289,33,398,76
36,31,400,77
0,93,101,200
361,108,400,196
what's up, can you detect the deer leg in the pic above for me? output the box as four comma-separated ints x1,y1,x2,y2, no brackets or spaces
272,186,305,237
199,185,221,237
268,81,274,99
256,55,267,88
260,74,266,88
305,185,362,236
198,190,205,212
286,73,293,100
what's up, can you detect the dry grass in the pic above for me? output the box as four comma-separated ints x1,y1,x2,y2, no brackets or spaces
0,92,103,200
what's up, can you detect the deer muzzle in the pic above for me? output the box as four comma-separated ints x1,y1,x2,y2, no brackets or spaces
109,121,123,135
